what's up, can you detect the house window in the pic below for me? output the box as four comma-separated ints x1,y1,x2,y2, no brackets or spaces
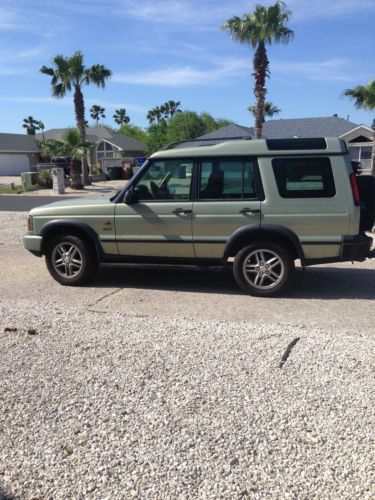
361,147,372,160
348,145,373,169
349,147,360,160
97,141,118,163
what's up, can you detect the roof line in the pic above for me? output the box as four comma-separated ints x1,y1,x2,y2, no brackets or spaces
0,150,38,153
339,124,374,137
101,138,123,150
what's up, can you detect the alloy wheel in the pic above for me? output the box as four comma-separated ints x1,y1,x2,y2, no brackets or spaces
242,248,285,290
52,242,83,279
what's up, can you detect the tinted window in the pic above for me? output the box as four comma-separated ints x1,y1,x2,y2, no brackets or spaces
134,159,193,200
272,157,336,198
199,159,257,200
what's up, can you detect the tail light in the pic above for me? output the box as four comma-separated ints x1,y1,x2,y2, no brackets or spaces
349,172,360,206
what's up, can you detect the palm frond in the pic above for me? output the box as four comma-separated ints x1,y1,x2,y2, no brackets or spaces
39,65,55,76
87,64,112,87
52,82,66,98
343,81,375,110
68,51,85,85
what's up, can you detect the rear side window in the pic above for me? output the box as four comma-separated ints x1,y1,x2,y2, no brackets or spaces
199,159,257,200
272,157,336,198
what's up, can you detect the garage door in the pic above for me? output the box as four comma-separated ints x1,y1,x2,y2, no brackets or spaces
0,154,30,176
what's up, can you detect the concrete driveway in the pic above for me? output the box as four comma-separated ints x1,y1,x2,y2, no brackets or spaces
1,212,375,332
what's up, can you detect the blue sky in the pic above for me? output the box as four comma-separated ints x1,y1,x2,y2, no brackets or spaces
0,0,374,134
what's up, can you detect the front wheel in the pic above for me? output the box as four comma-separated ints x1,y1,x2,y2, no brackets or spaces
233,242,294,296
45,234,98,286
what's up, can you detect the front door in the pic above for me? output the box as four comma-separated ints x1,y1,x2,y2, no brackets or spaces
192,157,261,259
115,158,195,258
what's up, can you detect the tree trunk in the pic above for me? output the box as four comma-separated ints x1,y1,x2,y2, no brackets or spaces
253,42,269,139
74,86,90,186
70,159,83,190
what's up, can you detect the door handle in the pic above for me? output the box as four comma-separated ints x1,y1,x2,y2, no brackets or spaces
173,208,193,215
239,208,261,214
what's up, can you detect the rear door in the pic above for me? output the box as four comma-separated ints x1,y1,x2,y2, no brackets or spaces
192,157,261,259
261,155,350,260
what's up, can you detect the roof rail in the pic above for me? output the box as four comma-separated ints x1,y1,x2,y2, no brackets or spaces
163,135,252,150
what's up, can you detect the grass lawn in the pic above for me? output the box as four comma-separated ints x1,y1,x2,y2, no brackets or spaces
0,184,24,194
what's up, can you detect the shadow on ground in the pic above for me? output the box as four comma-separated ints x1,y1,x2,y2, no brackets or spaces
0,484,14,500
91,264,375,300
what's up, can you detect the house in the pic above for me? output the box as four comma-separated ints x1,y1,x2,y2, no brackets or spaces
179,116,374,171
0,133,40,175
37,126,145,172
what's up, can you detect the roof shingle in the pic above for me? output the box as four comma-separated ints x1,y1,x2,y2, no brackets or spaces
0,133,39,152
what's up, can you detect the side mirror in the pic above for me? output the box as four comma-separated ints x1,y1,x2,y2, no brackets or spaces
124,187,137,204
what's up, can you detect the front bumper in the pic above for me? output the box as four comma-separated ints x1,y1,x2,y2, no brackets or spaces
341,233,374,262
23,234,43,256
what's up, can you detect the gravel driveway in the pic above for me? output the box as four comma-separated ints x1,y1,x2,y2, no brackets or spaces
1,212,374,499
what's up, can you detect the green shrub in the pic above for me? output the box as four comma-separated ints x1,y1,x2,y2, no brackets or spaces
37,170,53,189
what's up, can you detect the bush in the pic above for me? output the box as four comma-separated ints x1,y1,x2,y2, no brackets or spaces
37,170,53,189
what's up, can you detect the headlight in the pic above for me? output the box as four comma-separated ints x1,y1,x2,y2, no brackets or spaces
27,216,33,232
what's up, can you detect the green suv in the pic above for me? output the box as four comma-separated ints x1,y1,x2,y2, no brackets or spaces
23,137,375,296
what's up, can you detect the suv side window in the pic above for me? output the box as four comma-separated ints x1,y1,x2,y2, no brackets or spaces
199,159,257,200
134,159,193,201
272,157,336,198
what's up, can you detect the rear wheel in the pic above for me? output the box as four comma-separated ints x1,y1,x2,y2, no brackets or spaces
45,234,98,286
233,241,294,296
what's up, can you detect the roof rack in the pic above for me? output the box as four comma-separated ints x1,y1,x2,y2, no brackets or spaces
163,136,252,150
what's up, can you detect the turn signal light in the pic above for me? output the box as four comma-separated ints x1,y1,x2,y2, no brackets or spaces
27,216,33,232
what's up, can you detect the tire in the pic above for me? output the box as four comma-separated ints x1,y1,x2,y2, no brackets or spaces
45,234,98,286
233,241,294,296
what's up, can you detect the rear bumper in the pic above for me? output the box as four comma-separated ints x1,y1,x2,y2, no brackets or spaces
23,234,43,256
341,234,374,262
303,233,374,266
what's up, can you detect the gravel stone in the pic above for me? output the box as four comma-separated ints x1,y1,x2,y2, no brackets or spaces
0,211,374,499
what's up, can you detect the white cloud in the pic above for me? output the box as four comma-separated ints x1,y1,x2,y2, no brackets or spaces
288,0,375,21
115,0,375,26
0,96,146,114
85,99,147,113
113,59,248,87
0,96,71,105
272,58,355,82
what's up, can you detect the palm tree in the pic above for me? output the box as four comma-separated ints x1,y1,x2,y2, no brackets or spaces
161,104,168,119
222,1,293,138
248,101,281,122
22,116,40,135
147,109,156,124
147,106,165,124
40,51,112,185
37,120,45,140
153,106,164,124
344,81,375,175
113,108,130,125
90,105,105,125
38,128,93,189
165,100,181,118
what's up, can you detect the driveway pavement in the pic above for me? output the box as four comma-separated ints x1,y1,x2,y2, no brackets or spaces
0,178,127,211
1,212,374,331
